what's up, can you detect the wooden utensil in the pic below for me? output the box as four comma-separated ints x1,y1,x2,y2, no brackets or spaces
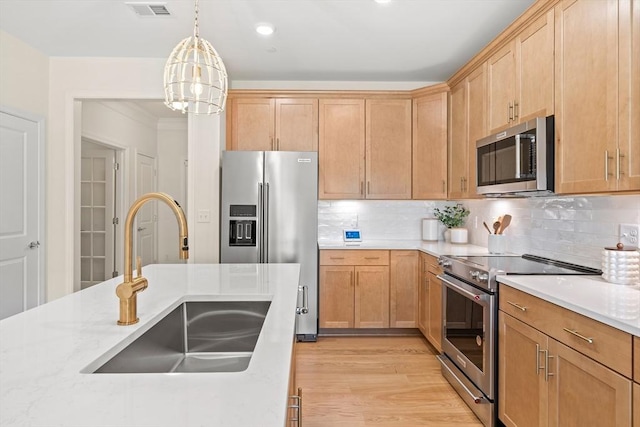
493,218,501,235
498,214,512,234
483,221,493,234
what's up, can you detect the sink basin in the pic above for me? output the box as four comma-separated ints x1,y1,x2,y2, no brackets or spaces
91,301,270,374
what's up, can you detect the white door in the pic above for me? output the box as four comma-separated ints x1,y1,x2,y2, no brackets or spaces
80,141,116,288
0,111,43,319
136,153,156,266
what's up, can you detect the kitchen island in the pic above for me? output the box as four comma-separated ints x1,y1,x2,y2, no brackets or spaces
0,263,301,427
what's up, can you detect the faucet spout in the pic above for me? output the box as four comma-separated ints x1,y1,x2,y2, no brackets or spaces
116,192,189,325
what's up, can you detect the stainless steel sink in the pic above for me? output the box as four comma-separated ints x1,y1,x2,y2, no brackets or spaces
91,301,270,374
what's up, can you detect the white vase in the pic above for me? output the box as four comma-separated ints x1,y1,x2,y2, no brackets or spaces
443,229,451,242
450,227,468,244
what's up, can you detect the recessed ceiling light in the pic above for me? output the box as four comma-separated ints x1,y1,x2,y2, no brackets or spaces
256,23,275,36
374,0,392,4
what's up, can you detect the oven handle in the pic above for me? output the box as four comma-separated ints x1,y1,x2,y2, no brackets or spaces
438,274,491,306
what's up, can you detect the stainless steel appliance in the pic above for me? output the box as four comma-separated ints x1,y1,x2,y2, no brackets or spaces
220,151,318,341
436,254,601,427
476,116,554,196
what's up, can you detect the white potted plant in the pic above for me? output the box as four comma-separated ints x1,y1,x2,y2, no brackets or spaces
433,204,471,243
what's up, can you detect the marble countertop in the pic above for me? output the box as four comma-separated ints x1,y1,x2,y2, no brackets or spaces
0,263,301,427
498,274,640,336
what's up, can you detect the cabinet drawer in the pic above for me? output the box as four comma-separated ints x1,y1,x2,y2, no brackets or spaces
634,337,640,382
320,250,389,266
424,254,443,276
500,284,633,378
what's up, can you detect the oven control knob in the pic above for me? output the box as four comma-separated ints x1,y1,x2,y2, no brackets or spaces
477,273,489,283
470,270,480,279
438,258,451,268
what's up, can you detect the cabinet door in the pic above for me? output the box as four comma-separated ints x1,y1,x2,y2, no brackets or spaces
548,339,632,427
555,0,619,193
448,81,467,199
412,92,448,199
389,251,419,328
466,64,487,198
318,99,365,199
354,266,389,328
319,266,354,328
365,99,412,199
275,98,318,152
516,9,555,123
619,0,640,192
634,382,640,427
426,271,442,352
487,42,516,134
227,98,275,151
499,311,549,427
418,253,429,337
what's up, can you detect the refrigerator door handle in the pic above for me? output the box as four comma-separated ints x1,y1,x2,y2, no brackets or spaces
296,285,309,314
264,182,270,262
258,182,264,262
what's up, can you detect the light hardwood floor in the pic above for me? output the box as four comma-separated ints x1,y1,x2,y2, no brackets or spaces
295,336,483,427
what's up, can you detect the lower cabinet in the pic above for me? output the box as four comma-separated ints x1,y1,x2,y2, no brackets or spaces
634,383,640,427
417,253,443,352
319,250,420,330
499,293,633,427
288,338,302,426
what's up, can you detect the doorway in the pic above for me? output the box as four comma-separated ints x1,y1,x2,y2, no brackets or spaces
80,140,121,289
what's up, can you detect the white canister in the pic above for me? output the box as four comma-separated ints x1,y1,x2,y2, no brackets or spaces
450,228,469,244
601,244,640,285
488,234,506,254
422,218,439,241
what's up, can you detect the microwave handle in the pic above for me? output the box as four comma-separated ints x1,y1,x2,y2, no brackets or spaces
515,134,521,179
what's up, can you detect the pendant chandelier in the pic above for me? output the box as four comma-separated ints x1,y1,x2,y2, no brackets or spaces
163,0,228,115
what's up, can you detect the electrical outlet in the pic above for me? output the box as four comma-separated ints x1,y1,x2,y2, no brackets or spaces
619,224,640,247
197,209,211,223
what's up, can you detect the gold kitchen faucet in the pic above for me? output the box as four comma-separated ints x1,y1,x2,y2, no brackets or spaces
116,193,189,325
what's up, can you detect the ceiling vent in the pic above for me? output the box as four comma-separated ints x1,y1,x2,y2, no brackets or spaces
126,3,171,17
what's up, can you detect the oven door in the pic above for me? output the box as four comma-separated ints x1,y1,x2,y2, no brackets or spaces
439,273,496,400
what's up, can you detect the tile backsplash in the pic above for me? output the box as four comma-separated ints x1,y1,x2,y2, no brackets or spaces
318,195,640,269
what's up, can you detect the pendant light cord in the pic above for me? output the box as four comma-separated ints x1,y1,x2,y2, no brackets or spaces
193,0,200,39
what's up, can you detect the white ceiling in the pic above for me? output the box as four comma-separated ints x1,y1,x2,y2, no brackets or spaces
0,0,535,83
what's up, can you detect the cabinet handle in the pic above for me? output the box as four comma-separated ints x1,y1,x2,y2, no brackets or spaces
364,256,379,260
276,137,280,151
513,100,519,121
460,177,464,192
367,181,370,194
360,181,364,195
271,137,274,151
329,256,344,260
605,150,613,181
617,149,625,179
442,180,446,194
288,387,302,427
535,344,544,376
508,101,513,122
545,351,554,382
562,328,594,344
506,301,527,311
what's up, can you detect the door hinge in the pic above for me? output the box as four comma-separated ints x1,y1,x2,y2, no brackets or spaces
114,162,120,170
112,217,119,225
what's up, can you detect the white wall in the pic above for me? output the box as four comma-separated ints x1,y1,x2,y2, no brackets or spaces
157,119,188,263
0,30,49,117
47,57,221,300
318,195,640,270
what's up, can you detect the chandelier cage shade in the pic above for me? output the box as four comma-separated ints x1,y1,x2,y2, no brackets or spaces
163,0,228,115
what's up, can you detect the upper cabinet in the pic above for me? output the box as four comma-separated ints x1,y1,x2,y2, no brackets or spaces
449,64,486,199
555,0,640,193
412,90,448,200
365,99,412,199
226,97,318,151
318,99,366,199
487,9,555,134
319,98,412,200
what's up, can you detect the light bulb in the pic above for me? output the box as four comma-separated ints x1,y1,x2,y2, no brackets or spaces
190,65,204,96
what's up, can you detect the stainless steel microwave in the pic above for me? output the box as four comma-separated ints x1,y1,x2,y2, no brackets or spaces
476,115,554,196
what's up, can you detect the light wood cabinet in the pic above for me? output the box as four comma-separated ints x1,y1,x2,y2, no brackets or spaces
555,0,640,193
418,252,429,336
389,251,419,328
634,382,640,427
412,91,448,199
319,250,390,329
449,65,486,199
318,99,366,199
319,98,412,200
226,97,318,151
355,266,390,328
365,99,412,199
487,9,554,134
499,284,633,427
419,253,443,352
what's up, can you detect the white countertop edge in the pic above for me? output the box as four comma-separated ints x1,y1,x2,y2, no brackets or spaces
497,274,640,337
318,239,497,257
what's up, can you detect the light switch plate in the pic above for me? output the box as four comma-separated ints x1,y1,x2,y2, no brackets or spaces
197,209,211,223
619,224,639,247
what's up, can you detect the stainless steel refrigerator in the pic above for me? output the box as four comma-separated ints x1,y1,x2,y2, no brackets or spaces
220,151,318,341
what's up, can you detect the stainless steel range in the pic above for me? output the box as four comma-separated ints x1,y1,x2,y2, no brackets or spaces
436,254,601,427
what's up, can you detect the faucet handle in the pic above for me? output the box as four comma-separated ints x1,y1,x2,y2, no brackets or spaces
136,256,142,278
